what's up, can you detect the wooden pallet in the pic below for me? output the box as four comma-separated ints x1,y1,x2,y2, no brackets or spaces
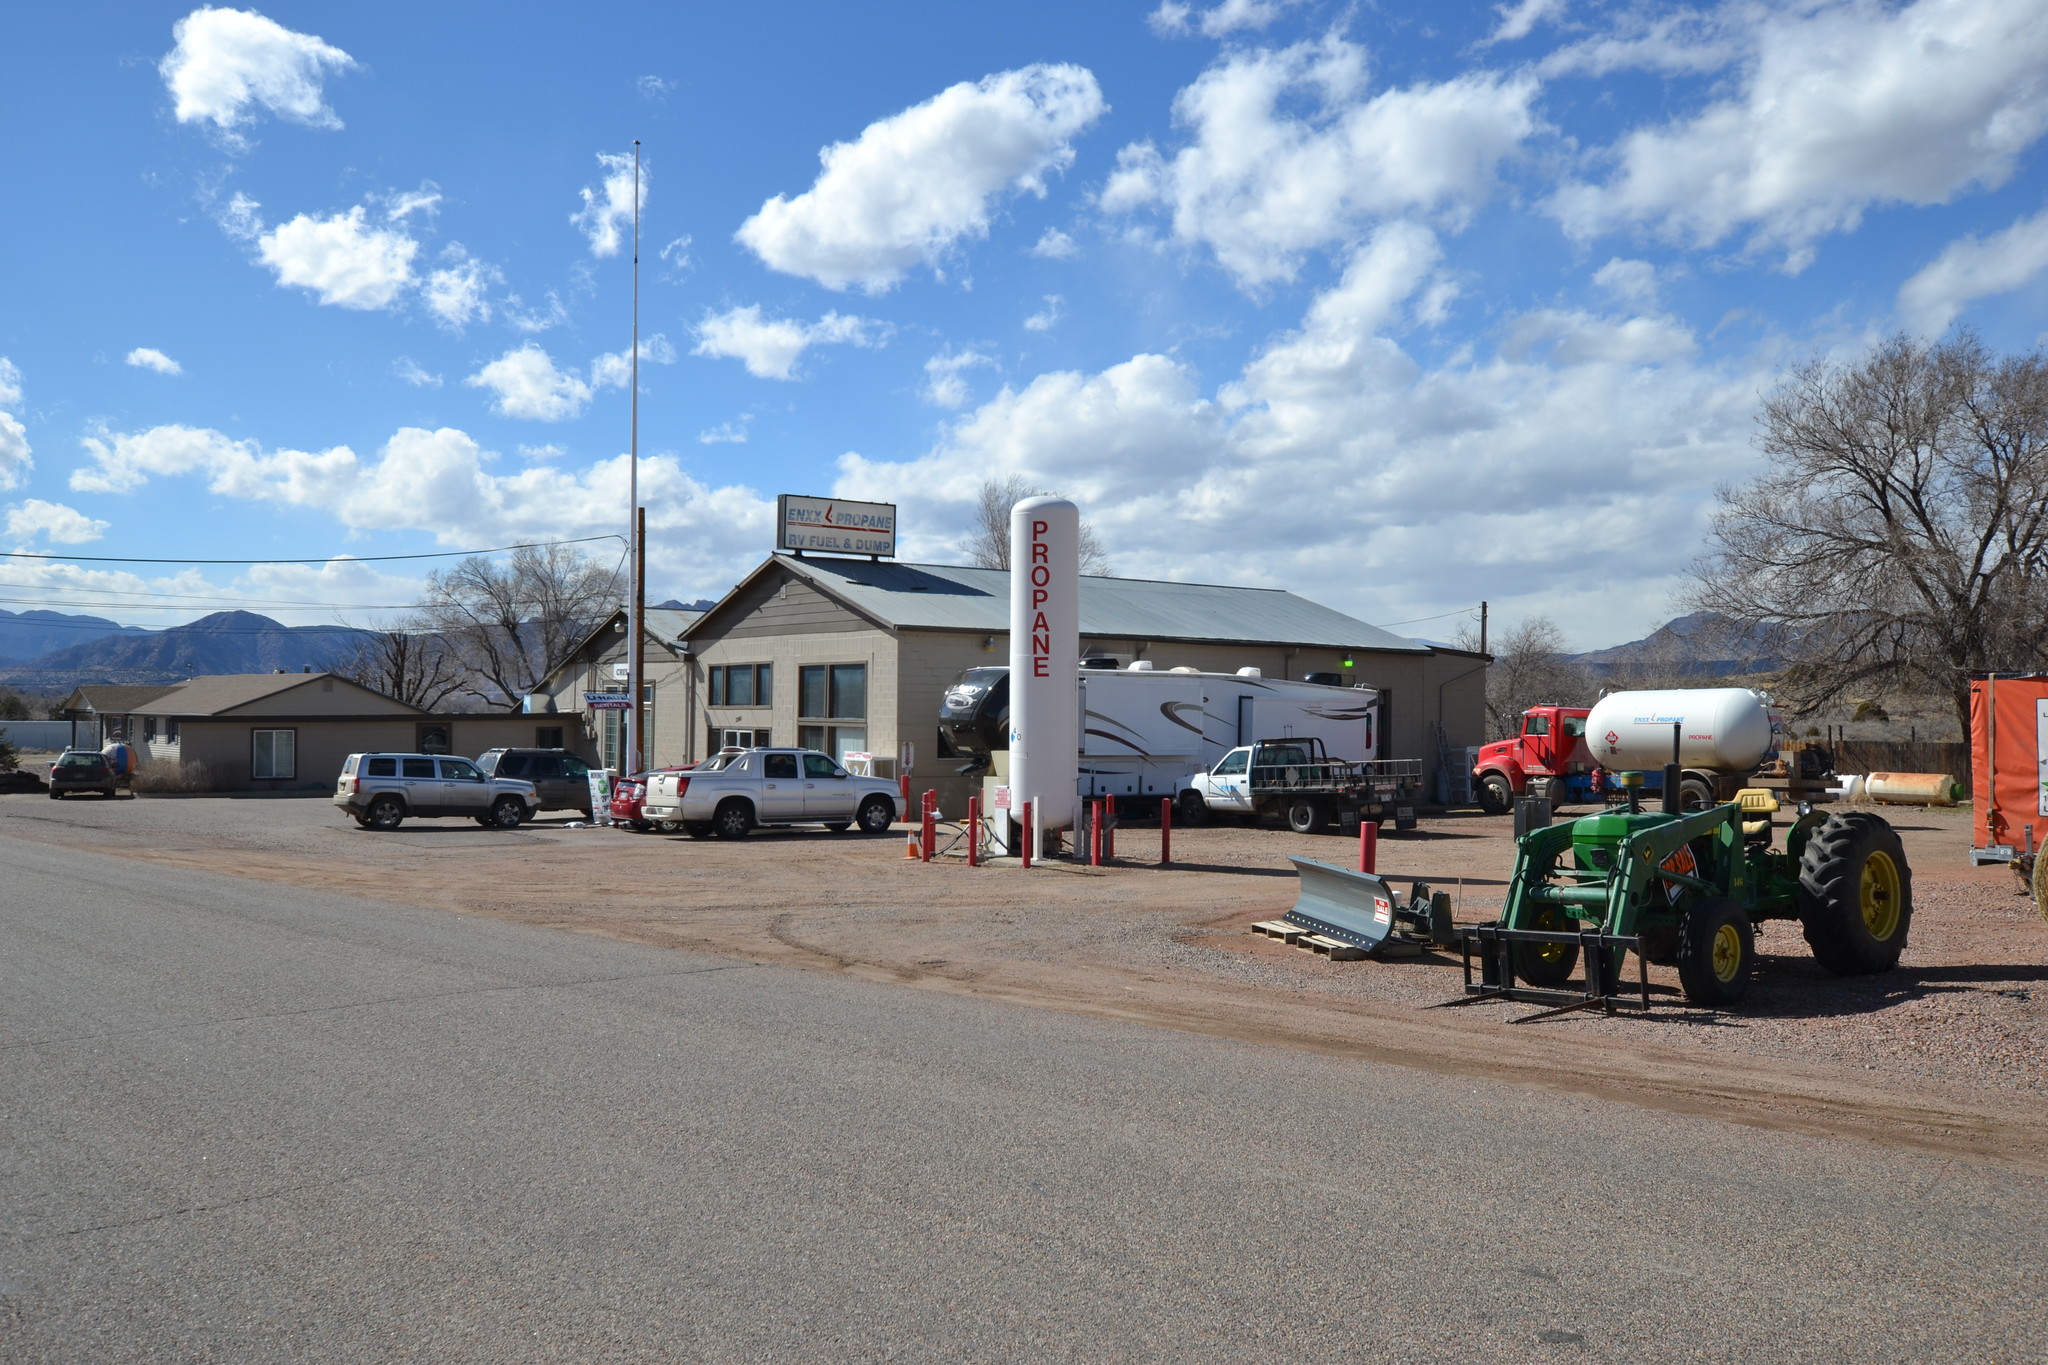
1297,933,1368,962
1250,919,1306,944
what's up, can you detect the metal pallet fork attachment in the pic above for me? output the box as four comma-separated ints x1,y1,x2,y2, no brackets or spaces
1282,857,1457,957
1439,923,1652,1023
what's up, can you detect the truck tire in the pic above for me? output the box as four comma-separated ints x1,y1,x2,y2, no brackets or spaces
855,796,894,835
1797,812,1912,974
712,799,754,840
1286,799,1328,835
1175,790,1210,827
1679,775,1716,810
1675,896,1754,1006
1478,773,1513,816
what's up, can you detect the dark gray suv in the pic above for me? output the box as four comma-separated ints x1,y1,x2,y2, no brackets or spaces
476,748,595,816
335,752,539,830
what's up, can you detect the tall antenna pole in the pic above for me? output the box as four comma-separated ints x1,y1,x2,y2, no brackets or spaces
627,139,644,775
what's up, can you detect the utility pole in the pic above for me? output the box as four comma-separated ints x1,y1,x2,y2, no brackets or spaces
627,139,644,775
1479,601,1488,656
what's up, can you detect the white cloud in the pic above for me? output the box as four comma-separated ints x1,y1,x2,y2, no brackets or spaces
381,187,442,223
1149,0,1304,37
1102,35,1538,287
217,191,264,240
465,345,594,422
159,6,356,140
691,306,881,380
0,359,27,491
698,417,752,445
832,221,1758,646
257,207,418,310
1029,228,1078,260
126,347,184,375
393,357,442,388
1538,8,1744,78
591,333,678,389
1898,207,2048,335
503,291,568,334
6,499,108,545
1551,0,2048,268
922,349,998,408
1485,0,1568,45
1023,295,1064,332
422,247,497,330
572,151,642,257
1592,257,1659,307
518,443,566,461
66,422,780,594
659,235,693,276
736,65,1107,292
637,75,674,101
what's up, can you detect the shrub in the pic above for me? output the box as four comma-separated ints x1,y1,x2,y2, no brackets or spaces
130,759,224,793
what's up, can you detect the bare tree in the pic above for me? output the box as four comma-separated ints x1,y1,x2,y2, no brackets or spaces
1689,332,2048,734
331,622,469,710
416,543,624,709
1457,614,1594,738
965,475,1110,574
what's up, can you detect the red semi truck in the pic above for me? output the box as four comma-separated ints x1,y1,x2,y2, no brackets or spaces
1472,705,1595,814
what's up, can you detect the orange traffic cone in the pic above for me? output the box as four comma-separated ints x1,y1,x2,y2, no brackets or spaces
904,828,920,859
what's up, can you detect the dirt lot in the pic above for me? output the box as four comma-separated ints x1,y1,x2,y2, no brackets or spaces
7,791,2045,1173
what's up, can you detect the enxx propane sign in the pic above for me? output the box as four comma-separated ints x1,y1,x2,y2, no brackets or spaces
777,495,897,557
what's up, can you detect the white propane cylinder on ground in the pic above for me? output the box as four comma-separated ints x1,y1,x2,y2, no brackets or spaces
1584,688,1779,773
1008,496,1079,847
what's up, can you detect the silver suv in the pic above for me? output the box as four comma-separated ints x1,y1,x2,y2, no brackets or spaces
334,753,539,831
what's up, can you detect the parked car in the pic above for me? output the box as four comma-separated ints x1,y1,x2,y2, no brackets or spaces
334,752,539,831
476,748,596,816
611,769,691,832
641,747,897,839
48,749,116,799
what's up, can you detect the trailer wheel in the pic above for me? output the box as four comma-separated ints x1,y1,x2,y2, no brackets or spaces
1175,790,1210,827
1286,799,1328,835
1676,896,1754,1006
1797,812,1912,973
1514,905,1579,988
1477,773,1513,815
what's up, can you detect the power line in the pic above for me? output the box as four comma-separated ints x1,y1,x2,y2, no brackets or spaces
0,534,624,567
1379,605,1483,628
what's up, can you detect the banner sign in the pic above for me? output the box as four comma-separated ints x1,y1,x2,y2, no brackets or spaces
777,494,898,557
584,692,632,710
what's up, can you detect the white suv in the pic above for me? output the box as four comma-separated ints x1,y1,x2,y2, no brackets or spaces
334,753,540,831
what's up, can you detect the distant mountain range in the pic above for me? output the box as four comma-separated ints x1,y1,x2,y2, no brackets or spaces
0,610,370,686
1568,611,1783,677
0,608,148,664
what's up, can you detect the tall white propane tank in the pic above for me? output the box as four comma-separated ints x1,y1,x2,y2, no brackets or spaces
1584,688,1780,774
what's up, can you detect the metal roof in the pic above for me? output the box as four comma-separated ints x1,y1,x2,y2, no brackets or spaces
131,673,419,716
772,555,1431,654
644,607,701,643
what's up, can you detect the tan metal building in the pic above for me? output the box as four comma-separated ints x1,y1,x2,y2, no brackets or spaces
530,555,1489,812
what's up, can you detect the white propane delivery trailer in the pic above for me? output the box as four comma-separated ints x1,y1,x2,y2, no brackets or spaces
936,662,1424,830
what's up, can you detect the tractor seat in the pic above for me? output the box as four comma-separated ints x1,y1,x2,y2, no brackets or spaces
1736,787,1779,840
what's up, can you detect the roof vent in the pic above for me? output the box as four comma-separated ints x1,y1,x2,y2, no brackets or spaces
1127,660,1155,671
1236,667,1263,678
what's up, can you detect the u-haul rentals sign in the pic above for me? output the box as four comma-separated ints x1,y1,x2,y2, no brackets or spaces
778,495,897,557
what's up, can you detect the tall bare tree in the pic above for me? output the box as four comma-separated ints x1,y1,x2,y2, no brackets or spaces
1455,614,1594,737
1689,332,2048,733
965,475,1110,574
416,543,624,709
331,622,469,710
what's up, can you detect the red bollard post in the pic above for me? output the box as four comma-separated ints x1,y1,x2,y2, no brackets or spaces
920,788,936,862
1160,796,1172,865
1020,801,1033,869
1359,819,1378,874
966,795,980,867
900,772,911,815
1090,800,1103,866
1106,801,1116,860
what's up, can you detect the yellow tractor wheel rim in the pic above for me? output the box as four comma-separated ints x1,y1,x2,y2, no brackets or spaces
1711,922,1743,982
1533,907,1568,963
1859,850,1902,941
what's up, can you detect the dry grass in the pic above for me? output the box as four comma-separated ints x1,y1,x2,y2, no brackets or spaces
130,760,225,793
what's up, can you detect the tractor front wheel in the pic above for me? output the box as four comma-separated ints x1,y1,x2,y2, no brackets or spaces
1477,773,1513,815
1676,896,1754,1006
1513,905,1579,988
1797,812,1912,974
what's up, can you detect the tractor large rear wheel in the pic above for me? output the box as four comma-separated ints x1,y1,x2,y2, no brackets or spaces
2033,851,2048,926
1514,905,1579,988
1797,812,1912,974
1676,896,1754,1006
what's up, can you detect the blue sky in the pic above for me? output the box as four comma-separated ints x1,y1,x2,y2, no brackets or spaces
2,0,2045,648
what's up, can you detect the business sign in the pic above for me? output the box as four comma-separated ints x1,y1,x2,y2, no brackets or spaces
777,494,898,557
584,692,632,710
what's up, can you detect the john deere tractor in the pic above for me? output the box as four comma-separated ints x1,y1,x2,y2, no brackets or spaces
1478,772,1912,1010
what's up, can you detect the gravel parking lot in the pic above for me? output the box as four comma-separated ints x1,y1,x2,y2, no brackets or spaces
4,790,2043,1171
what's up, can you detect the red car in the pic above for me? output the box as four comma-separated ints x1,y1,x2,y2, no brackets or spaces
610,768,693,831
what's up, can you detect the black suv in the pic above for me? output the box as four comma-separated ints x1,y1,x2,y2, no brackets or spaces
476,748,595,816
48,749,116,799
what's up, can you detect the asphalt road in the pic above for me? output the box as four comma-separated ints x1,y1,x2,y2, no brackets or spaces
3,835,2044,1363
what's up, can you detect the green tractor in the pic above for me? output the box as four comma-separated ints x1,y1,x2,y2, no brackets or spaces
1465,772,1912,1015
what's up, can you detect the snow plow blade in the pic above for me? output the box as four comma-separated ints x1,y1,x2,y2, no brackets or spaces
1284,856,1454,954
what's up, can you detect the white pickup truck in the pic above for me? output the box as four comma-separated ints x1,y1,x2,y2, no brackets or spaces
642,747,899,839
1180,738,1424,834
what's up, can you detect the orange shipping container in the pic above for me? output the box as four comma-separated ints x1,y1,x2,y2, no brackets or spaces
1969,675,2048,858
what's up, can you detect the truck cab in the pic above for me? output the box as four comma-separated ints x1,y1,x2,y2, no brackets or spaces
1473,705,1594,814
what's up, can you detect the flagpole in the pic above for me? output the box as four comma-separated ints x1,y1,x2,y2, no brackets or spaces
627,139,643,775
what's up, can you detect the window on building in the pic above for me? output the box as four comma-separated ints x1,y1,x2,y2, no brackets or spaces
252,729,296,780
709,663,771,707
167,719,180,742
417,723,453,754
718,727,769,749
144,717,157,741
536,726,564,749
797,663,867,764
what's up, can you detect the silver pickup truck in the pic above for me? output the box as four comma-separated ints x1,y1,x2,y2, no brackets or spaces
643,747,898,839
